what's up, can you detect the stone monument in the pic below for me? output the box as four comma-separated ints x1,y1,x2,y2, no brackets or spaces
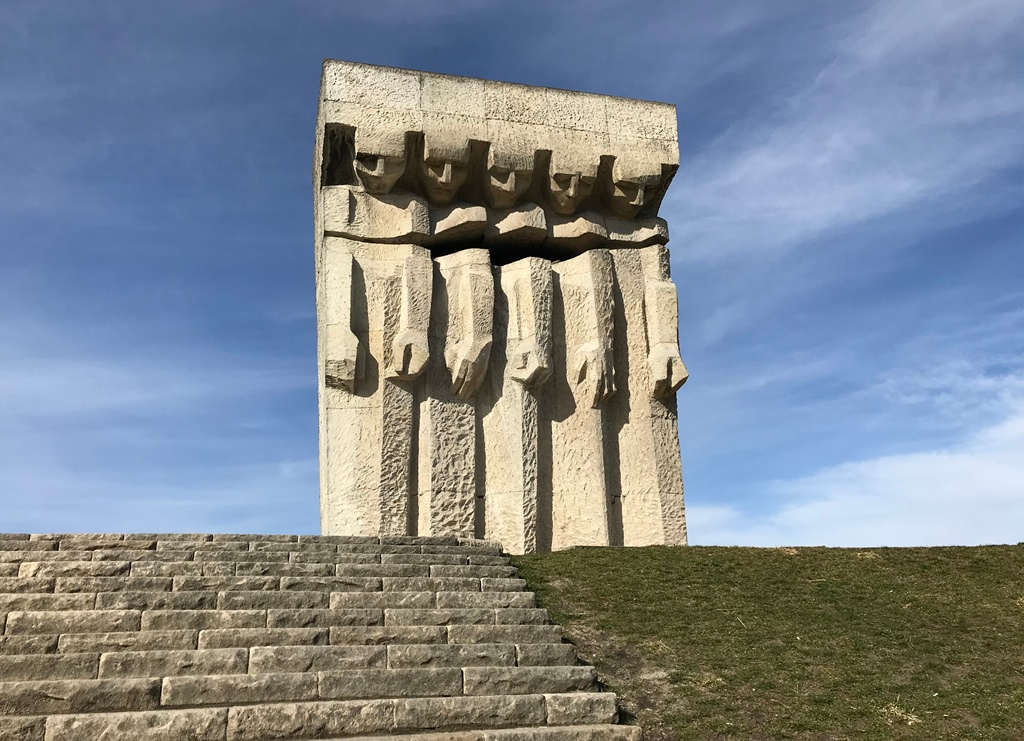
313,61,688,553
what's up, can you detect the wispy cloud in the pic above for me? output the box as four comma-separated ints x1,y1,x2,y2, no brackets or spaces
668,0,1024,261
690,398,1024,546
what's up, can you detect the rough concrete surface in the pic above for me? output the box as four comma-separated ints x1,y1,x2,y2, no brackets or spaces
0,533,634,739
315,62,689,552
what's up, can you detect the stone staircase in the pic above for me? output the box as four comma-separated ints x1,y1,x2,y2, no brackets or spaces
0,533,637,740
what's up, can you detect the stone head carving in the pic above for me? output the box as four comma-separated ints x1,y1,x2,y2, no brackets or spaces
608,158,664,218
547,154,599,215
485,149,533,209
352,131,407,194
418,136,470,205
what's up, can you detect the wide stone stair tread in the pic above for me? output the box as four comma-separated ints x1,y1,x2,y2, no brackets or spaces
0,534,636,739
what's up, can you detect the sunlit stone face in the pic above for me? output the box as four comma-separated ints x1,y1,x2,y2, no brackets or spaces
353,152,406,194
418,157,468,204
486,158,533,209
608,161,663,218
548,171,596,215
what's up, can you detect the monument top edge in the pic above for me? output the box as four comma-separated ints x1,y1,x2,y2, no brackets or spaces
320,58,678,145
321,59,678,111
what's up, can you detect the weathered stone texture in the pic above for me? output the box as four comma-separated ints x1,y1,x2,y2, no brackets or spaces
315,62,688,553
0,533,633,737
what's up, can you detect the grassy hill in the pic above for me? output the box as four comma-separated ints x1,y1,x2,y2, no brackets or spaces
512,545,1023,740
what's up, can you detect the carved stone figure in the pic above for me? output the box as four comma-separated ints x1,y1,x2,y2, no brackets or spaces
314,61,688,552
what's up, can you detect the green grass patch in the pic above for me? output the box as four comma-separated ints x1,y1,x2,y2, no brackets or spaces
512,545,1024,740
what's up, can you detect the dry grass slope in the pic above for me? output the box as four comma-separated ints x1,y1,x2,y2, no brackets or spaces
513,545,1024,740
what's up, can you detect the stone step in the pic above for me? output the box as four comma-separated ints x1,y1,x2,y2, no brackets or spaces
142,609,267,631
313,727,641,741
248,645,386,672
515,643,579,667
327,626,449,645
462,666,598,695
2,546,510,564
385,643,516,668
156,666,598,707
23,533,501,549
0,719,640,741
382,608,548,626
3,573,521,599
98,647,249,679
225,693,618,738
435,592,536,609
0,653,99,681
447,625,562,644
197,627,329,649
0,677,161,716
28,692,616,738
0,593,95,611
58,630,200,654
0,635,60,655
0,533,633,738
5,610,142,635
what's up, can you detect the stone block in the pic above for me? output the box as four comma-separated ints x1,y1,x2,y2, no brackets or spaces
55,576,172,592
5,610,140,635
0,654,98,681
515,643,578,667
386,643,515,669
383,608,494,626
57,630,197,654
172,576,278,592
195,550,288,562
130,562,204,576
248,645,386,674
157,540,247,552
95,591,216,611
447,625,562,645
280,576,381,592
0,635,59,655
544,692,618,725
380,553,467,566
329,591,434,610
435,592,535,609
335,564,428,578
494,608,548,625
0,677,160,715
217,591,328,610
394,694,546,732
481,578,527,592
236,562,334,577
468,555,513,566
19,561,128,578
487,726,641,740
266,608,383,629
383,578,479,593
462,666,597,695
318,667,463,700
141,609,265,631
328,626,446,646
226,698,396,739
0,541,54,552
162,672,319,707
197,628,327,650
0,593,93,612
429,565,517,578
42,707,228,740
98,648,247,679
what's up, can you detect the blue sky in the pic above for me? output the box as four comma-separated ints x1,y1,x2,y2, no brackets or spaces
2,1,1022,545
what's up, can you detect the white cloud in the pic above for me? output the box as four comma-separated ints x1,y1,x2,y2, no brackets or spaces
668,0,1024,260
690,394,1024,547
